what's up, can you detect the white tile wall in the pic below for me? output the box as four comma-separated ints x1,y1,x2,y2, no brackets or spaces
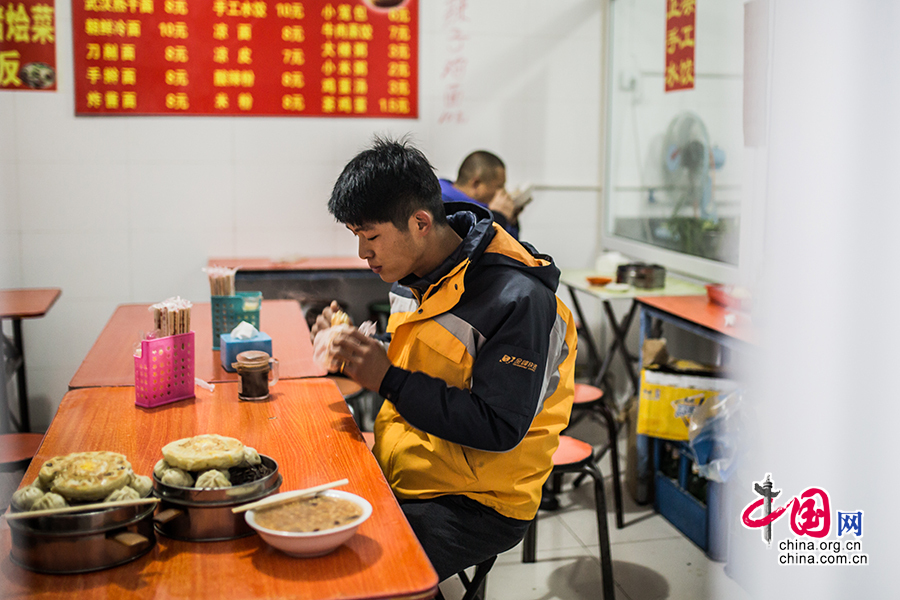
18,162,130,232
130,228,235,302
125,119,236,164
5,0,604,427
20,231,131,299
0,233,22,288
129,163,236,231
14,105,132,165
0,97,17,163
0,161,20,231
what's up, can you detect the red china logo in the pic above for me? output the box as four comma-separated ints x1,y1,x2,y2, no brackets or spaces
740,473,868,565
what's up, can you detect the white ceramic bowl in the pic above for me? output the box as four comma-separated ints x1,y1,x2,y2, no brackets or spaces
245,489,372,557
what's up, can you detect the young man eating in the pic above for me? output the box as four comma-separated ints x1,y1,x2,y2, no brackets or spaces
313,137,576,581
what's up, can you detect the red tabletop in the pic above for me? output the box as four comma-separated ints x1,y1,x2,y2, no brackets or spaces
0,380,438,600
0,289,61,320
69,300,326,389
636,295,754,345
208,256,370,271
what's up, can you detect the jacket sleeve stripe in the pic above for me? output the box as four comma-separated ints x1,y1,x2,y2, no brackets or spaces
433,312,486,360
534,310,572,419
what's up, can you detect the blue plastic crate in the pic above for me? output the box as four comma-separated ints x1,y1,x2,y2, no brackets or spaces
652,438,727,561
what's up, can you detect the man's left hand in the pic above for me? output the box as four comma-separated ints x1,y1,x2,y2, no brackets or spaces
331,328,392,392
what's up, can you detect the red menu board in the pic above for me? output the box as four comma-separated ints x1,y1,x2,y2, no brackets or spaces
0,0,57,91
72,0,417,117
664,0,695,92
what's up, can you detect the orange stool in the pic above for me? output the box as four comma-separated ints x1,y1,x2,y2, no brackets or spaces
524,435,615,600
567,383,624,529
0,432,43,472
361,431,375,451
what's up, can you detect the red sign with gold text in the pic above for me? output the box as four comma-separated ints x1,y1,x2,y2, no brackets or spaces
72,0,417,116
0,0,57,91
664,0,695,92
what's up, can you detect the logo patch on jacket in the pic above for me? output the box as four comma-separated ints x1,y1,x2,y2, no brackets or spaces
500,355,538,372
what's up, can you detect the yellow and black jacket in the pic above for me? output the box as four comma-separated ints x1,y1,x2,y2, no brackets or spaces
373,202,577,521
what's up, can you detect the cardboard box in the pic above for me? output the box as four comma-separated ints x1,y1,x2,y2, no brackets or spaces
636,367,737,441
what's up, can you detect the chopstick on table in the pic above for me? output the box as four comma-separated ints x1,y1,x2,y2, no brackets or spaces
232,478,349,514
4,497,160,520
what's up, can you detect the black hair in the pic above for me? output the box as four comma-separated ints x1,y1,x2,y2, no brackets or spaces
328,136,446,229
456,150,505,185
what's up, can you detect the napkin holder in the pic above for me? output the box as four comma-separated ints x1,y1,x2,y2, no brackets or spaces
220,332,272,372
134,331,195,408
211,291,262,350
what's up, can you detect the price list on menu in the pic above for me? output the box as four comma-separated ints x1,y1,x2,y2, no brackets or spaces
72,0,418,117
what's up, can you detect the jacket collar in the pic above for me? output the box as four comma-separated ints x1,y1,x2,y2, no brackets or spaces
398,202,496,295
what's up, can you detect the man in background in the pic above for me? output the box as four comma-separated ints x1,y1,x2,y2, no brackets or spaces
439,150,525,240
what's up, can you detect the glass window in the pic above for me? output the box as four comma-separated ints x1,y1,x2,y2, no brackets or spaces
603,0,747,281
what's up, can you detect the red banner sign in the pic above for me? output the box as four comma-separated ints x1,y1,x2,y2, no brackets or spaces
664,0,695,92
0,0,57,91
71,0,418,117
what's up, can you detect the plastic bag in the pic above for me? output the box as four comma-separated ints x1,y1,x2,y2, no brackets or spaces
312,321,377,372
686,388,743,483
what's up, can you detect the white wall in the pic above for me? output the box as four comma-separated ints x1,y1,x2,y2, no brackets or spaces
0,0,604,430
726,1,900,596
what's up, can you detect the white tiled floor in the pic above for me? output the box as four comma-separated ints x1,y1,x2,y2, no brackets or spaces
438,426,755,600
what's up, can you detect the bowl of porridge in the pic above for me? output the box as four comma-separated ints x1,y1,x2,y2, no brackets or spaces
244,489,372,557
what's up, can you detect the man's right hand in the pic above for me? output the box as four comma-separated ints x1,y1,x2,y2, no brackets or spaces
488,188,518,223
310,300,345,342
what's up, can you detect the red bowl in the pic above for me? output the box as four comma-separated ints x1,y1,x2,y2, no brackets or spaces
586,276,612,287
706,284,751,311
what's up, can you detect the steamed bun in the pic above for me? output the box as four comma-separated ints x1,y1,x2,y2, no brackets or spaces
105,485,141,502
129,474,153,497
194,469,231,489
242,447,261,466
11,485,45,511
31,492,68,511
160,467,194,488
153,458,170,479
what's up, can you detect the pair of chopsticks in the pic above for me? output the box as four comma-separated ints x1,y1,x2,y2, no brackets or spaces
231,478,349,514
4,497,160,520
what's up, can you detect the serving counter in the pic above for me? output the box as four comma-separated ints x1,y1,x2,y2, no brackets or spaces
208,257,392,328
1,379,438,600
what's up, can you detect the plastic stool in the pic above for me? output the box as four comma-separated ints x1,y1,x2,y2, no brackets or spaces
0,433,43,473
567,382,624,528
523,435,615,600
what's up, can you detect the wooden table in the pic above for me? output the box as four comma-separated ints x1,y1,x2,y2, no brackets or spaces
0,380,438,600
0,288,61,433
559,270,706,393
69,300,326,389
636,295,754,349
